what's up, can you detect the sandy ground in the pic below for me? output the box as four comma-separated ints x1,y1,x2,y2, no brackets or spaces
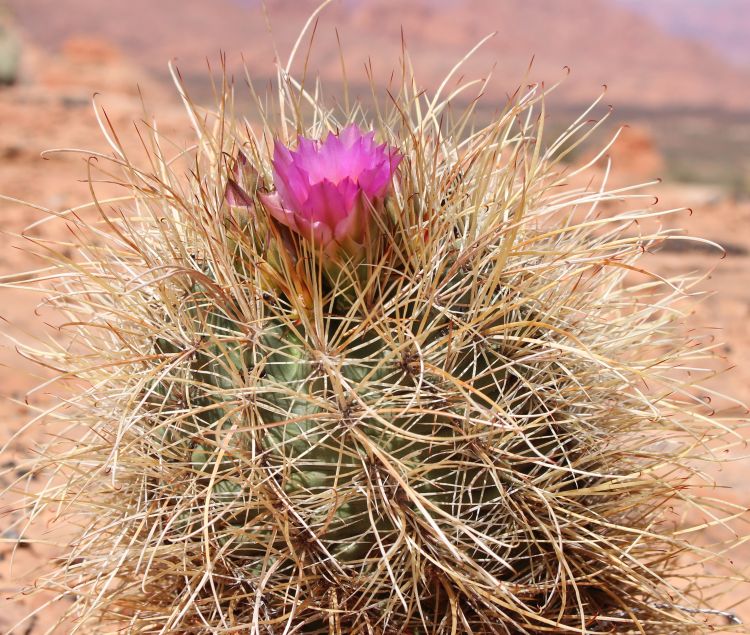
0,40,188,633
0,39,748,634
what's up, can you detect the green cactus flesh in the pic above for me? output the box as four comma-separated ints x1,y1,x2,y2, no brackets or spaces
145,250,572,587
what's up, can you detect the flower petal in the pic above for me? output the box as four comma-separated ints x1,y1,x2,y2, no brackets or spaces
358,152,402,198
259,191,299,233
302,178,357,228
338,123,367,148
267,125,401,250
272,141,309,209
225,178,255,209
333,194,365,243
308,220,334,247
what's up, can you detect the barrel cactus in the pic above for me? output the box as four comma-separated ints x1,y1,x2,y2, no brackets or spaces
4,22,747,635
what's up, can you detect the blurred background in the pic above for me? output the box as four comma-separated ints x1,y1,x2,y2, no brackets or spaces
0,0,748,630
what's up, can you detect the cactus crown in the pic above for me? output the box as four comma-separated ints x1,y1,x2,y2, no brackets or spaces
3,19,747,635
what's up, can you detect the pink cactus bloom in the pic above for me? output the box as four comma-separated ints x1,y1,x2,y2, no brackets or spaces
260,124,402,249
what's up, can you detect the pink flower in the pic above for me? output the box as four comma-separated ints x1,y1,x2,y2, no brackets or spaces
260,124,401,250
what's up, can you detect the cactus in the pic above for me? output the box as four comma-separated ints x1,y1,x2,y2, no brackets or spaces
0,22,20,86
3,21,747,635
